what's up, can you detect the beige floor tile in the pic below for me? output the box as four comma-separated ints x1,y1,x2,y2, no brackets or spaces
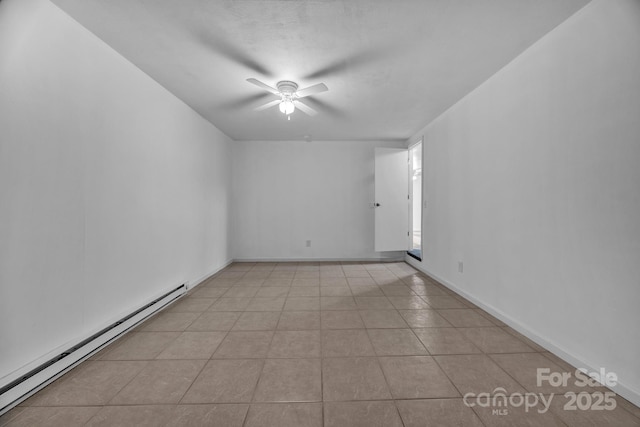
399,309,452,328
255,287,290,297
253,359,322,402
167,296,217,311
344,271,372,279
186,311,240,331
262,279,293,287
413,328,482,355
322,329,375,357
437,309,496,327
277,311,321,330
232,312,281,331
110,359,205,404
421,295,468,309
268,272,296,280
388,296,431,310
397,399,484,427
349,285,385,296
400,275,429,286
502,327,547,352
616,396,640,420
288,287,320,297
320,278,349,286
99,331,179,360
223,287,260,298
380,285,416,296
235,278,266,286
374,278,405,287
347,277,377,286
181,359,263,403
14,262,637,426
355,297,395,309
368,329,428,356
164,404,249,427
490,352,589,395
85,405,175,427
359,310,408,328
321,310,365,329
407,284,448,296
283,297,320,311
209,297,251,311
474,308,507,324
321,296,358,310
459,327,536,353
472,398,567,426
548,394,640,427
26,361,146,406
2,407,100,427
245,297,286,311
268,330,321,358
156,331,226,359
139,312,200,331
244,403,322,427
322,357,392,401
213,331,273,358
379,356,460,399
218,271,246,279
0,407,24,426
324,401,403,427
294,272,320,279
435,354,526,395
190,287,230,299
205,278,238,287
291,278,320,287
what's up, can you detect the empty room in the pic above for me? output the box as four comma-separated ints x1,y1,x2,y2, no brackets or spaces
1,0,639,425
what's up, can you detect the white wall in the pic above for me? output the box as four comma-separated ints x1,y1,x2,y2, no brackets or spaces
407,0,640,405
0,0,232,383
232,140,406,260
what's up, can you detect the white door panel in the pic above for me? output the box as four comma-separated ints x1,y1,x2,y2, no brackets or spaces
374,148,408,251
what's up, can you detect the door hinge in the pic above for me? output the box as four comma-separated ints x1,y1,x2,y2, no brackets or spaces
407,231,410,236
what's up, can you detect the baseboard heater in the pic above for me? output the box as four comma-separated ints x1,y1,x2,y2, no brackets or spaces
0,284,187,416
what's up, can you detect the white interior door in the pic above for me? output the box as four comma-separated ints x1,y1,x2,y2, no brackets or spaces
374,148,408,251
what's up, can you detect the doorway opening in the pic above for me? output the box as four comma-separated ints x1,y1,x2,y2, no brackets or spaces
408,140,422,260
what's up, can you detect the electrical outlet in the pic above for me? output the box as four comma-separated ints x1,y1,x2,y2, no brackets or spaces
306,240,311,247
458,261,464,273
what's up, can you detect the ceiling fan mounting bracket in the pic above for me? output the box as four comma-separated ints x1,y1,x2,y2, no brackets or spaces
276,81,299,95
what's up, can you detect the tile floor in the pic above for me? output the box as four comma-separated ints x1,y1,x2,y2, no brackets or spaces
2,261,639,426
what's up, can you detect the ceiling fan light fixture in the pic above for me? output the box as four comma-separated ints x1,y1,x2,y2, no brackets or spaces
279,99,295,115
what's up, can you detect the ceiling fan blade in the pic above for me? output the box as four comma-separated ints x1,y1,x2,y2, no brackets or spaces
296,83,328,98
293,100,318,116
254,99,281,112
247,78,280,95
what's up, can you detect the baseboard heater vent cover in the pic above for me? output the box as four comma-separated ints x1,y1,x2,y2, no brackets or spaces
0,284,186,416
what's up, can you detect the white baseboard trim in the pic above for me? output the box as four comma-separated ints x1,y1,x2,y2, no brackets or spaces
405,257,640,408
0,284,187,416
232,257,406,263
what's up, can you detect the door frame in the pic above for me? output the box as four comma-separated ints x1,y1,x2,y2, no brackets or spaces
407,137,423,261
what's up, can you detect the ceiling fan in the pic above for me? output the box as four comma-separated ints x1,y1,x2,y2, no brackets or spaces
246,78,328,119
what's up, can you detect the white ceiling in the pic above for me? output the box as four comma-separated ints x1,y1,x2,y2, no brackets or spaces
51,0,590,141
